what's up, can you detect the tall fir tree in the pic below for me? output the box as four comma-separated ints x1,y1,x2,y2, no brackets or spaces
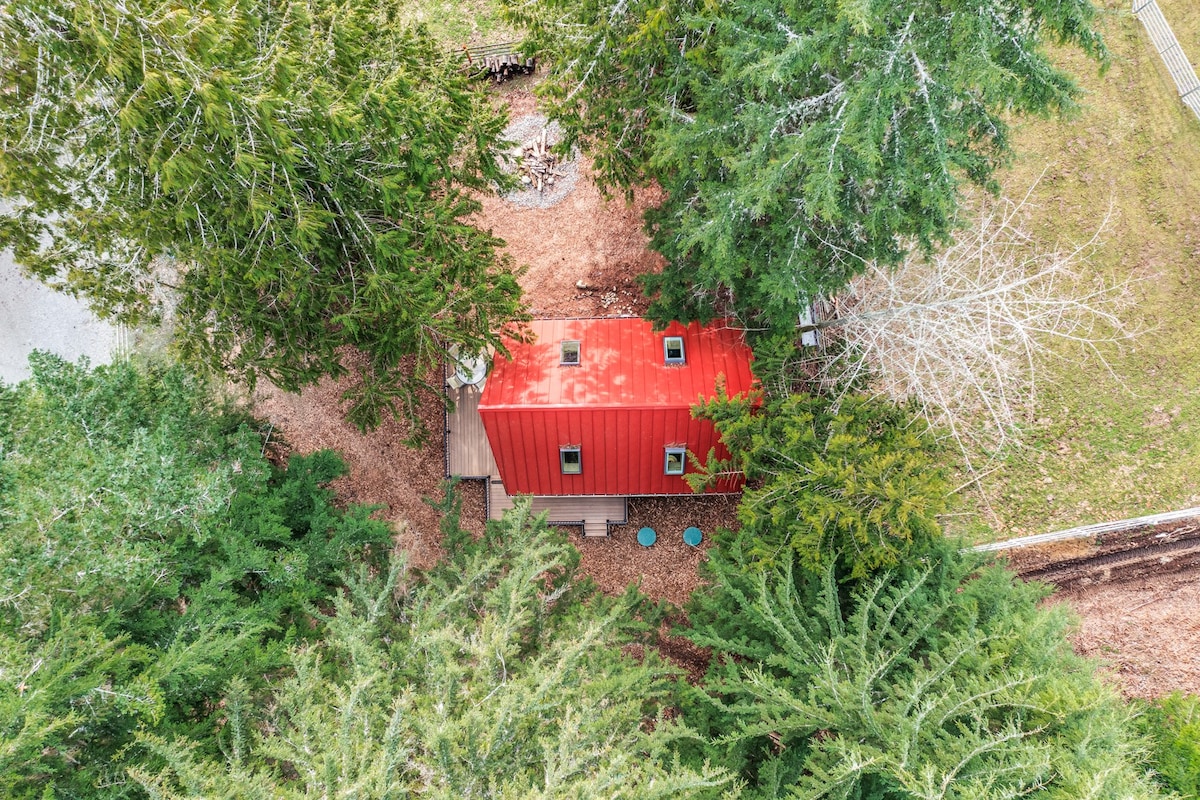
0,355,392,796
679,542,1167,799
689,389,947,581
0,0,526,434
504,0,1108,334
131,500,733,799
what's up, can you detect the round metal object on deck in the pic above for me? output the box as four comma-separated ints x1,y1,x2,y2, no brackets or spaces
637,527,657,547
683,526,703,547
454,353,488,386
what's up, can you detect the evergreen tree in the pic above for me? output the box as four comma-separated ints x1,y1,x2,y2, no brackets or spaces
505,0,1108,333
689,390,946,581
679,542,1167,799
0,0,526,434
131,500,733,799
1136,692,1200,797
0,355,392,796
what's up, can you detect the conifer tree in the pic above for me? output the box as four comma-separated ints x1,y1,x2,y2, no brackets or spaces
679,543,1167,799
689,390,947,581
0,0,526,434
0,355,392,796
505,0,1108,333
132,500,733,798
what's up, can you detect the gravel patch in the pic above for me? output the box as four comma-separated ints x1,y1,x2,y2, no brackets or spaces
499,113,581,209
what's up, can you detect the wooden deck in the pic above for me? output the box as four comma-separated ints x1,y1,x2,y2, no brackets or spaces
488,480,627,538
446,383,497,479
446,378,625,537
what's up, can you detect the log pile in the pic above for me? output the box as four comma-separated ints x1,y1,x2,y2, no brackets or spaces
479,53,535,81
459,42,536,82
514,129,565,193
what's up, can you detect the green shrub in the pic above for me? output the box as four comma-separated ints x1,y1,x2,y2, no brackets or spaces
1140,692,1200,797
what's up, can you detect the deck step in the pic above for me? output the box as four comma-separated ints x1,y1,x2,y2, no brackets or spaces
486,482,625,536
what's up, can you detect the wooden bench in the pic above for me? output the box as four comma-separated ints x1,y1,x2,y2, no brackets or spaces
460,41,536,81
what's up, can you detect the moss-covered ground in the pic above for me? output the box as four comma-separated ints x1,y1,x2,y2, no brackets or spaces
951,0,1200,540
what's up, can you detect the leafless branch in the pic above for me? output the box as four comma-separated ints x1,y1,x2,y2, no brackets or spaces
809,186,1139,462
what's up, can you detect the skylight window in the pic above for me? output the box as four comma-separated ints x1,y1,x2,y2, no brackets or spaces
561,340,581,365
560,447,582,474
664,336,685,364
664,447,686,475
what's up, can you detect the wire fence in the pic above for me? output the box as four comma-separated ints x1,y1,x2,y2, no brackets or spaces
973,505,1200,552
1133,0,1200,120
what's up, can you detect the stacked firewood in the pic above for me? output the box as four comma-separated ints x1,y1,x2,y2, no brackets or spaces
515,129,565,193
480,53,535,81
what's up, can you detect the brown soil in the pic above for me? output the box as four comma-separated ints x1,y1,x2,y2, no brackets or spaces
475,87,663,319
1053,568,1200,699
570,495,739,608
1000,517,1200,698
253,352,473,571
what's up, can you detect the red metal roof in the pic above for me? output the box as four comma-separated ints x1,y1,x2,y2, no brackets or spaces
478,318,755,496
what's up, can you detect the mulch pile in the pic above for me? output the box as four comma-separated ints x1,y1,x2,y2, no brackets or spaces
569,496,739,607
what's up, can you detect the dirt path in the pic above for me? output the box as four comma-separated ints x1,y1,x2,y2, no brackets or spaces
1002,517,1200,698
1054,570,1200,698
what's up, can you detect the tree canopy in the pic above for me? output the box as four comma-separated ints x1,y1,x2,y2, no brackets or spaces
678,540,1168,799
0,0,526,434
131,501,732,799
0,356,730,798
0,355,392,796
689,390,947,581
0,356,1176,798
506,0,1109,333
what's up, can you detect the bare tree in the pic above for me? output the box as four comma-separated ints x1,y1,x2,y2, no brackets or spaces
802,185,1137,461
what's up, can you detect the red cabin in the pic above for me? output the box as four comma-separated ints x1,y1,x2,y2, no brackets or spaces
478,318,755,498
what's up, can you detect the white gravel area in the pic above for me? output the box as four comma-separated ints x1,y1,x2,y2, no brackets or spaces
499,114,581,209
0,248,122,384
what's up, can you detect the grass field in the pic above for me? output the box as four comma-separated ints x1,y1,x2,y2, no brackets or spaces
393,0,514,46
951,0,1200,539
